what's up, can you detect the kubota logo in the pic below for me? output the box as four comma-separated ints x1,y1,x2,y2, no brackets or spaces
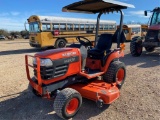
62,52,77,57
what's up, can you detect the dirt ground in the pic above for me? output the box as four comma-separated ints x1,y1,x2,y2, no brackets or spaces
0,39,160,120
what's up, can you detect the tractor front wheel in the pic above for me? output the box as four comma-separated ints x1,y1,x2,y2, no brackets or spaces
130,37,143,57
53,88,82,119
103,61,126,89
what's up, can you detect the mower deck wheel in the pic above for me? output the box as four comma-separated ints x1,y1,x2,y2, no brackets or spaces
103,61,126,89
53,88,82,119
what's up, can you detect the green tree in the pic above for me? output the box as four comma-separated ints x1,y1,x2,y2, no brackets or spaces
20,30,29,37
0,29,9,36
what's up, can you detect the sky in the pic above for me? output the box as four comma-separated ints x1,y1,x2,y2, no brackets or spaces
0,0,159,31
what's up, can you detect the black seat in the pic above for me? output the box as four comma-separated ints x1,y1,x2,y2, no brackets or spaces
88,33,113,59
112,28,126,43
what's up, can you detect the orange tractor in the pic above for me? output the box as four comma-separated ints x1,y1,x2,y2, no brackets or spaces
25,0,134,119
130,7,160,56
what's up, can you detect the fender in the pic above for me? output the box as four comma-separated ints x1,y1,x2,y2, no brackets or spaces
101,50,124,72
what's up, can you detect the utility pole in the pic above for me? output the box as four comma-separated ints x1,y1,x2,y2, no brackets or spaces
24,21,28,31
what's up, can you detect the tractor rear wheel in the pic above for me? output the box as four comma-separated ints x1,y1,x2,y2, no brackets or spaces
103,61,126,89
53,88,82,119
130,37,143,57
145,46,155,52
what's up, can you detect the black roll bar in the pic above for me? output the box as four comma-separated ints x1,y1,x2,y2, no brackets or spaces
117,9,124,48
94,9,124,48
95,12,102,46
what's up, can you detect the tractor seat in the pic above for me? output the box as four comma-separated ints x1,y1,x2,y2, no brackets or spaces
88,33,113,59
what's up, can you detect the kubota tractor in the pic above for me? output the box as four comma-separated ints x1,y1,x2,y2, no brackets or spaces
130,7,160,56
25,0,134,119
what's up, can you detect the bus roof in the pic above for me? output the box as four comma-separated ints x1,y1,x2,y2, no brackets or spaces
120,24,142,28
29,15,116,24
62,0,135,14
117,24,148,28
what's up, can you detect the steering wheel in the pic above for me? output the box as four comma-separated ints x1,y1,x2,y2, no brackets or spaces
76,36,93,47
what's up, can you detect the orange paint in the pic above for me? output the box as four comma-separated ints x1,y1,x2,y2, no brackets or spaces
69,80,120,104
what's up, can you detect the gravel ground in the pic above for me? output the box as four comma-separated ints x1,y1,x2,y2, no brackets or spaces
0,39,160,120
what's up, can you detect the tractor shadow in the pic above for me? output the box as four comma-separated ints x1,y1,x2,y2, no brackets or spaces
121,49,160,68
6,41,29,44
0,86,110,120
72,98,110,120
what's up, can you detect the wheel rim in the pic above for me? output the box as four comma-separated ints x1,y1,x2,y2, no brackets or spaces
137,47,142,53
58,41,65,48
66,98,79,114
116,68,125,84
136,42,142,54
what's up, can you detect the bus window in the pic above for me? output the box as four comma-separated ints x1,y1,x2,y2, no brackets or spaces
108,25,114,30
99,25,103,30
123,29,129,34
74,24,79,31
104,25,108,30
80,24,84,30
29,22,40,32
90,24,94,30
67,24,73,31
113,25,116,30
132,27,140,34
60,24,66,31
53,24,59,30
85,24,89,30
42,23,51,31
142,28,147,32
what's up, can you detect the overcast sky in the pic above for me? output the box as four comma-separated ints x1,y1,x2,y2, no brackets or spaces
0,0,159,31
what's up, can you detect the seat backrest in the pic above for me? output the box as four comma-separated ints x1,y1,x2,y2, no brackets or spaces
112,29,126,43
96,33,113,51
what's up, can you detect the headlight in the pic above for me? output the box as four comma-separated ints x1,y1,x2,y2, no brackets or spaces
33,58,53,67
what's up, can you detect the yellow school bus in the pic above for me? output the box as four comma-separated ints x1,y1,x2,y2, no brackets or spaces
117,24,148,41
27,15,116,48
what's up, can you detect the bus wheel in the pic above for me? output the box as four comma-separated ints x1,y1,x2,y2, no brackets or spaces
130,37,143,57
55,39,66,48
53,88,82,119
145,46,155,52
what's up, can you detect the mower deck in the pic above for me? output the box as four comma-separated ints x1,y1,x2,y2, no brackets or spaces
69,80,120,104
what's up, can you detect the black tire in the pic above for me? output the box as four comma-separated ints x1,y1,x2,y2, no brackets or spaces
53,88,82,119
103,61,126,89
55,39,66,48
29,78,41,97
130,37,143,57
32,88,41,97
145,46,155,52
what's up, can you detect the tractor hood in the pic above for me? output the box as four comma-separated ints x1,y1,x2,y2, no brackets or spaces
35,48,80,59
149,24,160,30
